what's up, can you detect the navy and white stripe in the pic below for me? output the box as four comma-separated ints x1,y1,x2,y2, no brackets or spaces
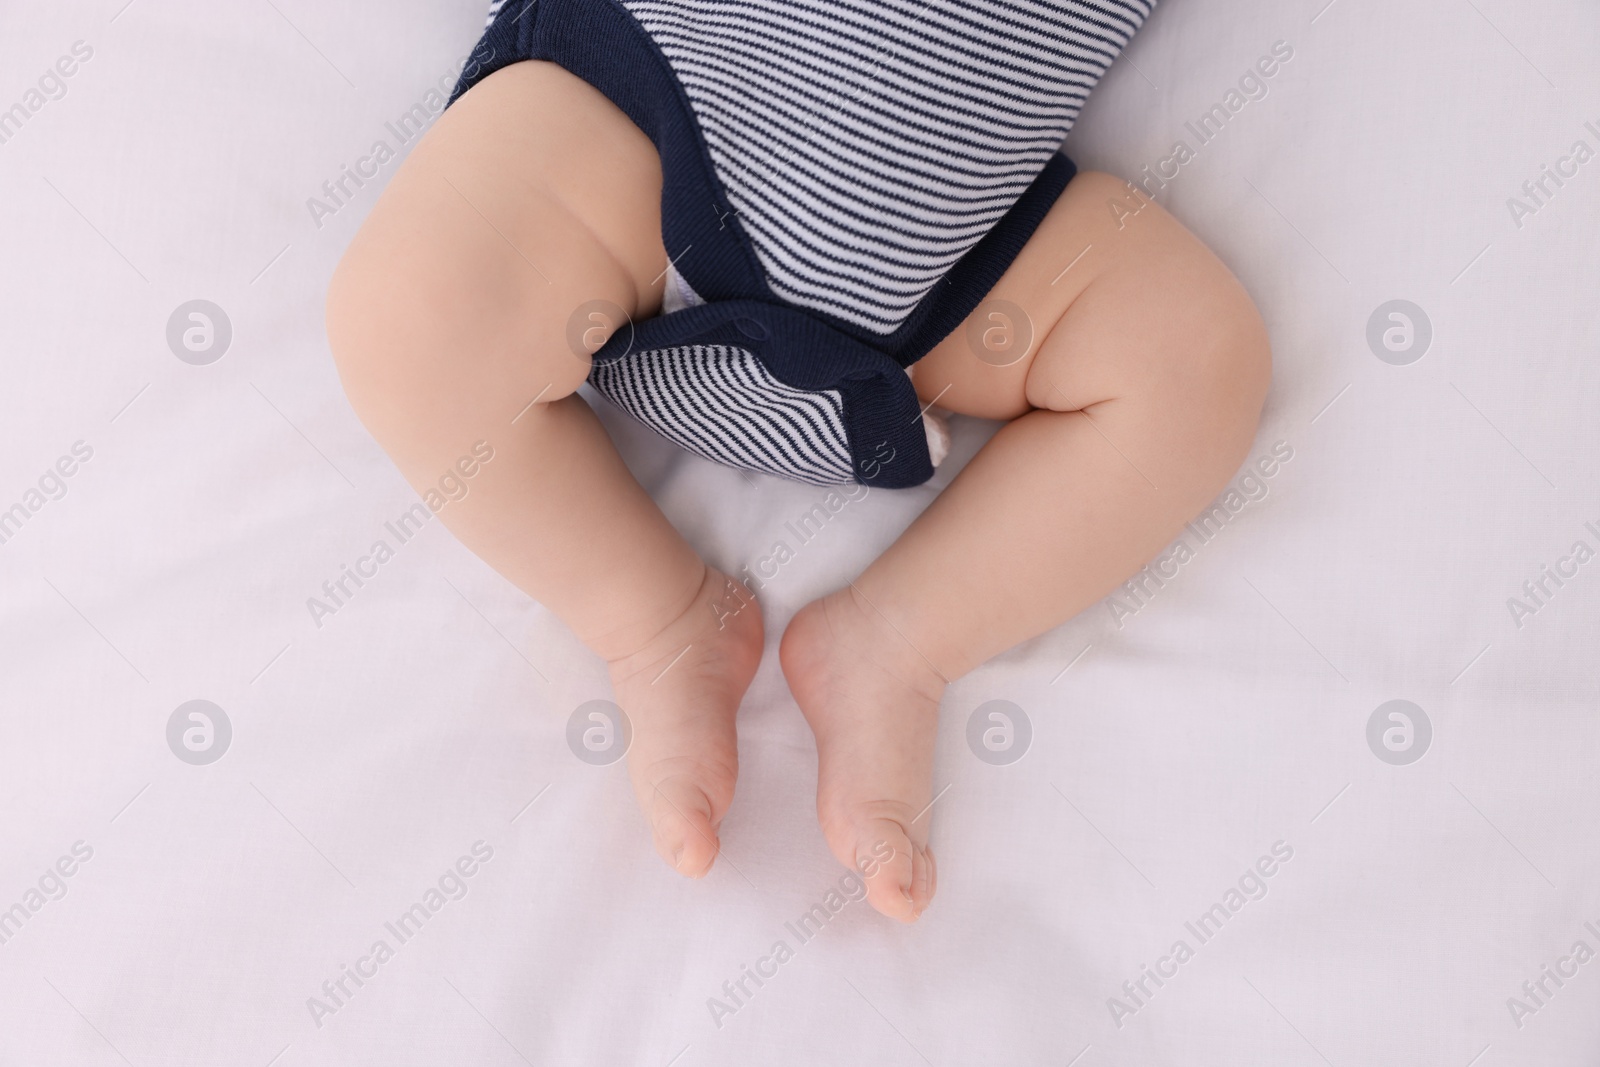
623,0,1153,334
589,344,856,485
451,0,1152,486
484,0,511,27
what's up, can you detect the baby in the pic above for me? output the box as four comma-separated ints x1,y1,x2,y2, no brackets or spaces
325,0,1269,923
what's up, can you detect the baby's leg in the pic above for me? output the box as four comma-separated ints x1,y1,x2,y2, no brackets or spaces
781,172,1272,921
326,61,761,877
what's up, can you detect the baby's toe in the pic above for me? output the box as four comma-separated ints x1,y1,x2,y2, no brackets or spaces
645,773,722,878
829,811,932,923
915,844,937,913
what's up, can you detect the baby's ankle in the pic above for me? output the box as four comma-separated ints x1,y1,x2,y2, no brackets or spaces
599,565,761,677
788,586,950,704
578,560,707,665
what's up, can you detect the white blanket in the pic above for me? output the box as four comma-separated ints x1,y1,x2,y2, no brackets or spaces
2,1,1597,1064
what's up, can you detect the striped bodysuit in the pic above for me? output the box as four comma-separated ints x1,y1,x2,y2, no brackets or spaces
451,0,1155,487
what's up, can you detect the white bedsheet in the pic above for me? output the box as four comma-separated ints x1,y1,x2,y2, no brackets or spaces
2,1,1598,1064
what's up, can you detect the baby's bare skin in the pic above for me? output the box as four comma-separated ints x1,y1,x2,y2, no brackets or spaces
326,60,1270,922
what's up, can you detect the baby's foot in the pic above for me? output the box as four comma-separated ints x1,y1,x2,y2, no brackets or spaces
607,567,763,878
780,586,945,922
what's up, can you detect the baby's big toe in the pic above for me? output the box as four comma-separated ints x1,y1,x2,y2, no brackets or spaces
644,774,723,879
831,812,934,923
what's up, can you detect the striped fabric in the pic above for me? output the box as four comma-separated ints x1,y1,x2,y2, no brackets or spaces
589,344,856,485
621,0,1154,334
484,0,510,27
459,0,1153,485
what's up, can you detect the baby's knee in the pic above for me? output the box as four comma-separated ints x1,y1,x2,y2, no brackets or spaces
1196,270,1273,427
1065,183,1274,486
325,232,460,437
325,222,579,446
1116,193,1273,429
1157,278,1272,489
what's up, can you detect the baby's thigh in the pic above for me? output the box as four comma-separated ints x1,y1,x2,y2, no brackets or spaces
325,60,667,438
913,170,1266,422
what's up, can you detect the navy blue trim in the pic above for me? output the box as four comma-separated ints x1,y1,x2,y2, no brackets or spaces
448,0,769,303
593,301,933,487
887,153,1077,367
446,0,1077,486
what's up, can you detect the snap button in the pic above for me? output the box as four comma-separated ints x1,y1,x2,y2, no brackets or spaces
733,316,770,341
